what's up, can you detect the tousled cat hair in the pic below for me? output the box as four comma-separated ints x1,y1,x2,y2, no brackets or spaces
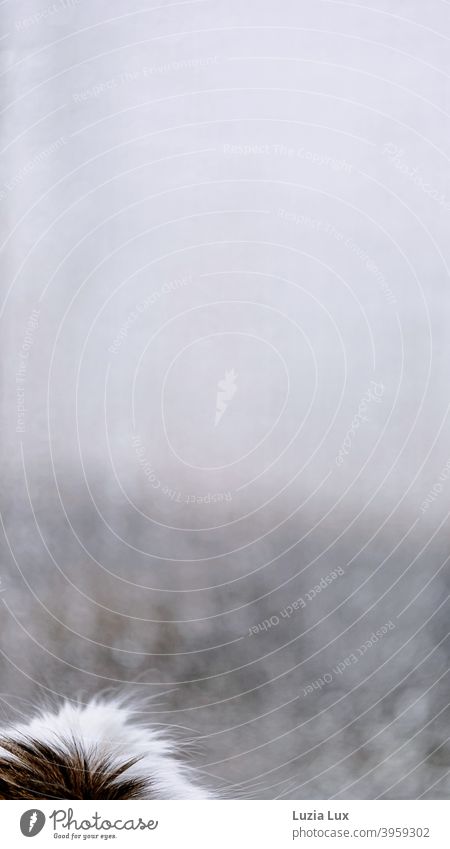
0,699,212,800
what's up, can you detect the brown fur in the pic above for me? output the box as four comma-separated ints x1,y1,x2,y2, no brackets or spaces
0,737,148,799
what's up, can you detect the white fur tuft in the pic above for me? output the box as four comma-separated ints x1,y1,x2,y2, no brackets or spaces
1,699,212,799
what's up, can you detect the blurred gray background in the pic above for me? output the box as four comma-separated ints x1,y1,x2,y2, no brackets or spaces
0,0,449,798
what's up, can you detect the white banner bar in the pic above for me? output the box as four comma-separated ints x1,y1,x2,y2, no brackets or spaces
1,800,447,847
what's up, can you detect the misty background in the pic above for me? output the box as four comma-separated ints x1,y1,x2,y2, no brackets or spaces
0,0,449,798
